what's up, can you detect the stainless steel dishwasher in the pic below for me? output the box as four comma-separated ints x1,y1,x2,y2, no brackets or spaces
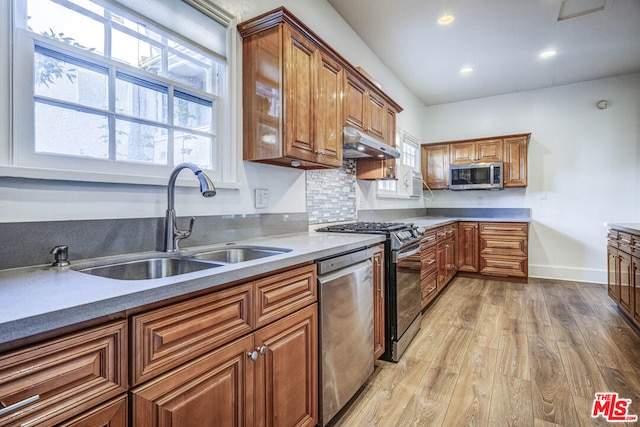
317,247,374,426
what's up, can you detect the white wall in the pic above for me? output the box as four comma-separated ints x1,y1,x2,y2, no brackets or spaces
0,0,425,222
421,73,640,283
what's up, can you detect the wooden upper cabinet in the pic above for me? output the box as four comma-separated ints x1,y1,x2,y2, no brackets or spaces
503,135,528,187
450,139,502,164
315,53,344,166
239,8,402,170
284,27,317,163
450,142,475,164
239,9,343,169
423,133,529,190
421,144,449,189
366,91,386,141
344,72,367,131
344,71,396,146
476,139,503,162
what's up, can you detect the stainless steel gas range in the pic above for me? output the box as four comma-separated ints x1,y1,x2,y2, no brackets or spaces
317,221,423,362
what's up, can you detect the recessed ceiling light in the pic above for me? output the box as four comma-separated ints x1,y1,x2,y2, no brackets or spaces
438,14,455,25
539,49,558,59
460,67,474,75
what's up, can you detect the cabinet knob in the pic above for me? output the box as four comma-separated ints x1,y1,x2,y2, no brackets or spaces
257,345,267,355
248,351,259,361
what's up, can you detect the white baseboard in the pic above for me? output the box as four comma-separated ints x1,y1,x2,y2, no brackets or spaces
528,264,606,285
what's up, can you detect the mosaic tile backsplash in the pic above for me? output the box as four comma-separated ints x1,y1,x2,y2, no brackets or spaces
306,159,357,224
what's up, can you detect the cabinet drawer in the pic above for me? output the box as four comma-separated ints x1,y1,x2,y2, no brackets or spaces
421,248,437,275
421,271,438,308
0,321,127,427
480,236,527,257
436,226,447,241
619,232,633,254
57,394,128,427
480,255,528,278
444,224,457,238
132,283,253,385
479,222,527,237
255,264,317,329
422,230,437,248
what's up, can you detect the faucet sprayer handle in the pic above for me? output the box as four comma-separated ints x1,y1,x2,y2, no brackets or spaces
172,217,196,250
187,217,195,237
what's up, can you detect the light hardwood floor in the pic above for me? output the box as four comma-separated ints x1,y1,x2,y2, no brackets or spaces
332,277,640,427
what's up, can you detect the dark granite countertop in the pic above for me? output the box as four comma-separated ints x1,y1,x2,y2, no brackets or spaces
0,232,385,345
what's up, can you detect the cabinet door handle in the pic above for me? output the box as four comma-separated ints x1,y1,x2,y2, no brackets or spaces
257,345,267,355
0,395,40,416
427,260,436,265
248,351,259,361
426,286,436,293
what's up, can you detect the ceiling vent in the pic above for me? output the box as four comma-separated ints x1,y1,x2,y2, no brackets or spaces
557,0,613,21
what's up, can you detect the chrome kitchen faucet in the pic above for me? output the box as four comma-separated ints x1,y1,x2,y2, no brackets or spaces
164,163,216,252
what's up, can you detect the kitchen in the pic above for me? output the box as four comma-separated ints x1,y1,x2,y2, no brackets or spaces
0,0,639,426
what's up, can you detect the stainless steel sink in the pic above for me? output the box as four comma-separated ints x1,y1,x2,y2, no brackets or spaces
77,257,224,281
189,246,292,264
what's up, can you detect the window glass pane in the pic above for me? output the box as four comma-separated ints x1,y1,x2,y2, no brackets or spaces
35,102,108,158
174,92,212,131
35,48,108,109
174,132,212,170
111,13,163,43
168,52,209,92
116,120,168,164
69,0,104,16
116,75,168,123
403,142,417,168
112,29,162,72
27,0,104,55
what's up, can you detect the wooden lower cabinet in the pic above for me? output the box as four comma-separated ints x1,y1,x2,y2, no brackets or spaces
457,222,479,273
0,321,127,427
372,245,385,359
58,395,128,427
132,304,318,427
420,227,455,310
253,304,318,427
607,241,634,317
633,256,640,325
618,251,633,315
132,335,255,427
479,222,528,278
607,227,640,331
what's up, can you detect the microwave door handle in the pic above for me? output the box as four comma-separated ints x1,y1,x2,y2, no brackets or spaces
490,163,494,184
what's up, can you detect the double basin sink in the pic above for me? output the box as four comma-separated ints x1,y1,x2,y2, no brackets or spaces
75,246,291,281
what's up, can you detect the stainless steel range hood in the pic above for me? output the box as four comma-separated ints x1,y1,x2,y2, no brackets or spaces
342,126,401,160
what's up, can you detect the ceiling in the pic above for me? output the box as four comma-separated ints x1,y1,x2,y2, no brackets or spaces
327,0,640,106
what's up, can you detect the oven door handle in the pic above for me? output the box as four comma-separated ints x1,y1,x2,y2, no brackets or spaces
393,244,421,262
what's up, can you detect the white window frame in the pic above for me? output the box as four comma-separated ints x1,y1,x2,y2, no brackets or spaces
1,0,239,187
402,132,419,169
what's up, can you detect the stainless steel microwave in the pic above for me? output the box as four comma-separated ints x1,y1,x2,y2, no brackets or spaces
449,162,503,190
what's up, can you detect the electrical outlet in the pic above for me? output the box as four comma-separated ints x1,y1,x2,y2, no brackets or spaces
541,191,548,200
255,188,269,209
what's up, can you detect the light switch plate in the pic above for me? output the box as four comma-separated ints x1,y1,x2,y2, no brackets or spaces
255,188,269,209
